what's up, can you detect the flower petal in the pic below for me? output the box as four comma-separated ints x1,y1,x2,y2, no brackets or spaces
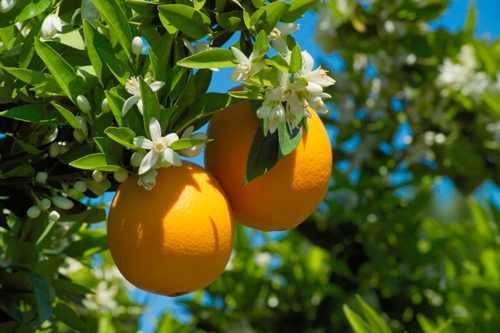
231,47,249,63
165,133,179,144
122,96,139,116
301,51,314,72
138,151,159,175
277,23,300,35
137,99,144,115
133,136,153,149
149,81,166,92
148,117,161,139
181,126,194,139
163,148,182,166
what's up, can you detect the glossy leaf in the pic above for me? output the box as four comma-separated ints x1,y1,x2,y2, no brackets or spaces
69,153,122,172
34,39,82,103
177,49,237,69
0,104,66,125
158,5,211,39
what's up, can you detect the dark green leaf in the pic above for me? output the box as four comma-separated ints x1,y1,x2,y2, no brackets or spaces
249,1,287,34
281,0,318,23
0,0,52,28
52,279,94,296
126,0,159,18
244,127,280,185
177,49,237,69
83,20,113,87
34,39,82,104
53,302,91,333
92,0,133,62
158,4,211,39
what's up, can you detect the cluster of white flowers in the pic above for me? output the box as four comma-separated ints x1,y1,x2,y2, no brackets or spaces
229,24,336,133
436,44,500,99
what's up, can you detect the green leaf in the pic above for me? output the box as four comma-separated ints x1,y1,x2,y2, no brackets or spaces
158,4,211,39
52,279,94,296
177,49,237,68
0,0,52,28
34,39,82,104
105,126,146,153
104,91,125,126
2,67,57,88
69,153,122,172
249,1,287,34
83,20,113,87
343,304,372,333
216,11,245,32
126,0,159,18
59,207,107,224
53,302,90,333
139,77,162,137
6,133,41,155
92,0,133,62
3,165,35,178
250,67,281,87
97,44,133,85
82,0,100,26
56,29,86,50
244,127,280,185
0,104,66,125
170,138,209,150
281,0,318,23
150,33,174,83
64,231,108,258
289,44,302,74
265,54,290,73
356,295,392,333
51,102,83,132
278,117,303,156
28,272,52,325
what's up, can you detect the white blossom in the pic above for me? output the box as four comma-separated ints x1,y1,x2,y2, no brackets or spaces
137,169,158,191
122,77,165,116
133,117,182,175
0,0,16,13
230,47,265,82
41,14,63,39
267,23,300,54
178,126,208,157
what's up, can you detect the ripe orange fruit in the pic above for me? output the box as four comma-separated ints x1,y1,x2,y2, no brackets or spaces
204,101,332,231
107,161,234,296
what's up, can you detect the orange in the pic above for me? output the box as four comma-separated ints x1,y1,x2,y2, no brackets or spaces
204,101,332,231
107,161,234,296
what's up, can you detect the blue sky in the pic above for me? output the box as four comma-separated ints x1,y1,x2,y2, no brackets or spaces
132,1,500,331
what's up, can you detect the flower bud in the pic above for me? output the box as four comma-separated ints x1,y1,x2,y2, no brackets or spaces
73,180,88,193
53,196,74,210
49,142,60,157
113,169,129,183
73,129,86,143
101,98,111,113
76,95,91,113
130,152,144,167
0,0,16,13
27,205,41,219
92,170,104,182
41,14,63,39
35,171,48,183
49,210,60,221
58,142,70,154
40,198,52,210
132,36,144,55
256,105,271,119
76,116,88,137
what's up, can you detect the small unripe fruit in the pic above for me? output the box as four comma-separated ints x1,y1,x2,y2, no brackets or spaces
49,142,60,157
